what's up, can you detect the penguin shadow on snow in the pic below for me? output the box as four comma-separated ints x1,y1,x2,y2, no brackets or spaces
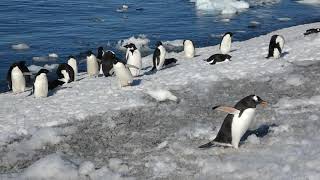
240,123,278,142
131,79,142,86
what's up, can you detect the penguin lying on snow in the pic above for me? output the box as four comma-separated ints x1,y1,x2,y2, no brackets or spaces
220,32,233,54
205,54,232,65
266,35,285,59
151,41,178,72
124,43,142,77
304,28,320,36
33,69,49,98
199,95,267,149
6,61,32,93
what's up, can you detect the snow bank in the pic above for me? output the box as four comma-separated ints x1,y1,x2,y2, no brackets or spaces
11,43,30,50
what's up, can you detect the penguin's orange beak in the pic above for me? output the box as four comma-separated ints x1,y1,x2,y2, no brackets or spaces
260,100,268,107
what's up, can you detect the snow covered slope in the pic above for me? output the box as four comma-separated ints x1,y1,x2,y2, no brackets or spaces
1,22,320,179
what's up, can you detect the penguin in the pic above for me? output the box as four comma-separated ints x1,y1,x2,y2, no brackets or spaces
33,69,49,98
67,56,78,80
124,43,142,77
106,51,133,87
152,41,167,71
86,50,99,76
183,40,195,58
304,28,320,36
6,61,33,93
56,63,75,83
199,95,267,149
205,54,232,65
266,35,285,59
220,32,233,54
97,47,104,75
99,48,115,77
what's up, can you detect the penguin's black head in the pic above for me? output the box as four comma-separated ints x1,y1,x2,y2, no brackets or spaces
86,50,93,56
104,51,117,63
242,95,267,108
224,54,232,59
37,69,49,76
225,32,233,37
18,61,26,66
155,41,162,47
68,55,75,59
130,43,137,50
98,46,103,52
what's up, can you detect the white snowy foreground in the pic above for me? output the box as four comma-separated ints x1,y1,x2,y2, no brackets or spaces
1,22,320,179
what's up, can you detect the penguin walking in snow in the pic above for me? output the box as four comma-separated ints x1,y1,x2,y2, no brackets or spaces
205,54,232,65
33,69,49,98
105,51,133,87
266,35,285,59
151,41,178,72
124,43,142,77
304,28,320,36
86,50,99,77
6,61,32,93
220,32,233,54
183,40,195,58
67,56,78,80
199,95,267,149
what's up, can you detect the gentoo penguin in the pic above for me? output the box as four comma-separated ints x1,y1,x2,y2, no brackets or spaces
304,28,320,36
107,51,133,87
124,43,142,77
199,95,267,149
6,61,31,93
67,56,78,80
86,50,99,76
56,63,75,83
220,32,232,54
205,54,232,65
183,40,195,58
33,69,49,98
152,41,167,71
266,35,285,59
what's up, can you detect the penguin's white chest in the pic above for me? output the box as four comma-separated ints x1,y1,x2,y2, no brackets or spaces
87,55,99,76
276,36,285,50
184,41,195,58
68,58,78,78
127,50,142,77
60,70,70,83
34,74,48,98
273,48,281,59
11,67,26,93
156,45,166,70
114,63,133,87
231,108,256,148
220,35,232,54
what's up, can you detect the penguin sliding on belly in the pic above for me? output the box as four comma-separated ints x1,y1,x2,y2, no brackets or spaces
151,41,178,72
183,40,195,58
304,28,320,36
124,43,142,77
266,35,285,59
220,32,233,54
199,95,267,149
6,61,32,93
205,54,232,65
33,69,49,98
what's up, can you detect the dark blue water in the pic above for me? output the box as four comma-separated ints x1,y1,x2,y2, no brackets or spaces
0,0,320,91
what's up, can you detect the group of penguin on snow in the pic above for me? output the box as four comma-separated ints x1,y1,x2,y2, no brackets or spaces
6,28,318,149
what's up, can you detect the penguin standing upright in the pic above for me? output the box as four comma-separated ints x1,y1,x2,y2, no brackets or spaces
6,61,31,93
124,43,142,77
67,56,78,80
220,32,233,54
199,95,267,149
183,40,195,58
97,47,104,75
99,48,115,77
56,63,75,83
106,51,133,87
33,69,49,98
266,35,285,59
86,51,99,76
152,41,167,71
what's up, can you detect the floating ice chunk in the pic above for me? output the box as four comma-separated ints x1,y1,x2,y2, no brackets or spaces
44,63,59,71
79,161,95,176
48,53,59,58
190,0,249,15
22,154,78,180
277,17,291,21
11,43,30,50
28,65,43,74
147,89,178,102
297,0,320,4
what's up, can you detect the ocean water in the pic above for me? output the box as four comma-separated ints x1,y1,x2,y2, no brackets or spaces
0,0,320,91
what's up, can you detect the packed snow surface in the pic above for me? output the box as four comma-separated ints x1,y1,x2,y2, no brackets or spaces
1,22,320,179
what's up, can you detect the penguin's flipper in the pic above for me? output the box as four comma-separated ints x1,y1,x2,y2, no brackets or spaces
109,68,114,76
199,141,214,148
212,106,240,115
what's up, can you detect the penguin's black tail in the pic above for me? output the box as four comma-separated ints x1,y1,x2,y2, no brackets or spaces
198,141,214,149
